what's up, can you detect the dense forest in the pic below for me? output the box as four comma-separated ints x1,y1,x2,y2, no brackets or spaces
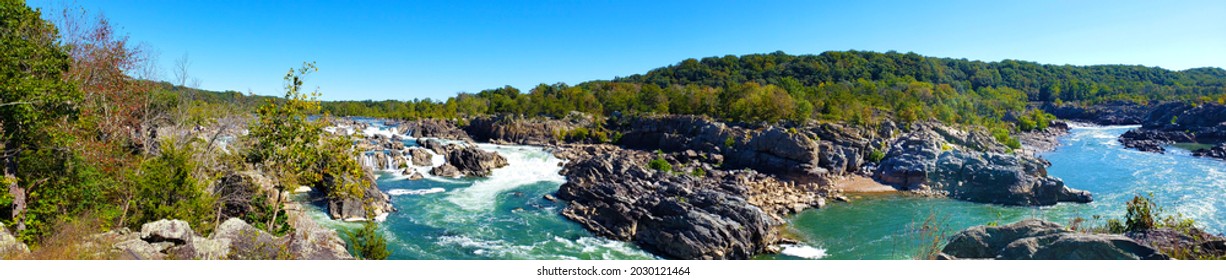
319,51,1226,148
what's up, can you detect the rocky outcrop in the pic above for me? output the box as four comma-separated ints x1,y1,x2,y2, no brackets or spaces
808,122,894,176
105,218,352,260
874,123,1091,206
1016,121,1071,153
1042,101,1150,125
419,139,509,177
1119,102,1226,157
1119,129,1193,153
1192,143,1226,160
446,145,509,177
941,219,1168,260
554,146,839,259
407,148,434,166
1,222,30,257
430,163,461,178
465,115,589,145
613,115,830,182
397,119,471,140
323,170,395,221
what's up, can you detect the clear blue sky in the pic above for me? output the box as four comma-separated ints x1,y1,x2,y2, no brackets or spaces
28,0,1226,101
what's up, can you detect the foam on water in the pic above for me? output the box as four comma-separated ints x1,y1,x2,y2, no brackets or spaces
446,144,566,211
779,244,827,259
389,188,447,196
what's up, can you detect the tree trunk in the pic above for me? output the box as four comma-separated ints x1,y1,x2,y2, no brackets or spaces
4,155,25,233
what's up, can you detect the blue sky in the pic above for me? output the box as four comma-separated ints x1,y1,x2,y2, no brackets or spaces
28,0,1226,101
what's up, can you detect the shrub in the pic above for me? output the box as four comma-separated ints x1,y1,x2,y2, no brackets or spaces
648,157,673,173
868,149,886,163
1124,194,1157,232
346,221,390,260
129,138,217,234
690,168,706,177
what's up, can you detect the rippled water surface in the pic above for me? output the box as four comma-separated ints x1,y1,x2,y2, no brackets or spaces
776,125,1226,259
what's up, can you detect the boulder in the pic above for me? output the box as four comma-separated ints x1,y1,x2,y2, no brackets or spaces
942,219,1168,260
998,233,1167,260
431,163,462,178
140,219,196,245
407,148,434,166
1,222,30,257
168,237,231,260
212,218,284,259
113,239,167,260
446,145,509,177
465,115,586,145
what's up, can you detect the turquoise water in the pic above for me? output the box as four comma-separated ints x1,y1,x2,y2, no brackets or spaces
319,120,656,259
320,123,1226,260
371,144,655,260
776,125,1226,260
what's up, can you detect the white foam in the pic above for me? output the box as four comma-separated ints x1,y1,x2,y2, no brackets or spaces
388,188,447,196
446,144,566,211
780,244,827,259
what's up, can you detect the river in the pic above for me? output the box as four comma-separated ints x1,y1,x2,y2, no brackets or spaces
774,125,1226,259
320,123,1226,260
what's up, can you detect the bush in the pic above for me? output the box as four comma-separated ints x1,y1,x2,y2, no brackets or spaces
690,168,706,177
868,149,886,163
648,157,673,173
346,221,390,260
129,138,217,234
1124,194,1157,232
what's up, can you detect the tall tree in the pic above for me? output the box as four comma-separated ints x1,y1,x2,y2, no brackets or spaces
1,0,82,232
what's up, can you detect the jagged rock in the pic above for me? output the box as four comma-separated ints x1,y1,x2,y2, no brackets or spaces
398,119,471,140
942,219,1168,260
875,124,1092,206
1,222,30,257
465,115,586,145
407,148,434,166
1119,129,1193,153
1192,143,1226,159
431,163,462,178
212,218,283,259
554,147,833,260
1119,102,1226,157
1016,121,1071,153
446,145,509,177
140,219,196,245
1042,101,1149,125
613,115,829,182
418,139,508,177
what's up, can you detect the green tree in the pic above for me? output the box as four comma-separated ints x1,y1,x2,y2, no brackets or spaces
1,0,83,234
245,62,327,229
346,221,390,260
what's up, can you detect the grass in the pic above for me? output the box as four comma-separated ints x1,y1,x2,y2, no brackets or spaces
8,216,119,260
